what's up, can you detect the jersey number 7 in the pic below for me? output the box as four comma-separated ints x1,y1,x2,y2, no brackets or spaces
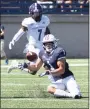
38,29,42,41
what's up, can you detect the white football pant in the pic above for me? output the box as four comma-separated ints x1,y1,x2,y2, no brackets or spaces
48,75,81,98
0,40,6,58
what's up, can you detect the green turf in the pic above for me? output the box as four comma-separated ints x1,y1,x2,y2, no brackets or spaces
1,59,89,108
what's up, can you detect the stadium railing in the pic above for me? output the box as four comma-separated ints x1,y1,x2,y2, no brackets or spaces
0,0,89,14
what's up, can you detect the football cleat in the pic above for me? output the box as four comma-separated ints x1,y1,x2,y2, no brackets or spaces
7,65,17,73
7,60,23,73
74,95,82,99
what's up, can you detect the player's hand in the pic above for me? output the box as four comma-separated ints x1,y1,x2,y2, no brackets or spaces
9,40,15,50
45,70,50,75
39,70,50,77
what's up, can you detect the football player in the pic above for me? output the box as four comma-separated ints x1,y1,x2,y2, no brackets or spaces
0,25,9,64
9,2,50,64
8,34,82,99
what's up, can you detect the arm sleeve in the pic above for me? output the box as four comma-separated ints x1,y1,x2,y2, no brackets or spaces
45,16,50,27
45,27,50,35
1,26,5,30
39,50,43,61
12,28,25,42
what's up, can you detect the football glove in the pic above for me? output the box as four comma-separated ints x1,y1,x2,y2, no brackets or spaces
9,40,15,50
18,62,28,70
39,70,50,77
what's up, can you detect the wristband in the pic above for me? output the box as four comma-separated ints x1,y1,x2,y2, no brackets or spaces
23,62,28,68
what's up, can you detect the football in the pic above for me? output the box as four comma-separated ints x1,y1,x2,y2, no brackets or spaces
26,51,38,61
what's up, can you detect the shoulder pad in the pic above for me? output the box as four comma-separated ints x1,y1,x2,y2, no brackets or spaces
42,15,50,26
22,17,35,27
39,49,44,59
55,47,63,53
56,47,66,58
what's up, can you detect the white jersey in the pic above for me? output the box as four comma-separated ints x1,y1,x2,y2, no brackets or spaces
22,15,50,49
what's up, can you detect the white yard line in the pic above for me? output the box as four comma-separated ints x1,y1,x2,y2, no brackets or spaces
1,83,26,86
69,64,88,66
1,73,30,75
1,73,88,76
1,89,46,91
1,98,88,102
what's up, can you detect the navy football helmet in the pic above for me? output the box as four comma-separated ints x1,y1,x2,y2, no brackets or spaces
29,3,42,22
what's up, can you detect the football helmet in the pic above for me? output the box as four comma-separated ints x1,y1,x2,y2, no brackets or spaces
29,3,42,22
42,34,58,53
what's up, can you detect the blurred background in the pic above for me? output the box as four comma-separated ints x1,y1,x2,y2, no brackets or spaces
1,0,89,58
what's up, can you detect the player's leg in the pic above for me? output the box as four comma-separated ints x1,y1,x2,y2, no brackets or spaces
47,80,72,98
14,44,37,74
1,40,7,63
7,60,37,75
1,40,5,58
8,45,41,74
7,60,30,73
1,40,8,64
64,75,82,99
7,60,21,73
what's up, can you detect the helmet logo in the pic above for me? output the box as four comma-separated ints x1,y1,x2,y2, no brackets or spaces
34,3,38,12
45,35,49,40
29,3,42,21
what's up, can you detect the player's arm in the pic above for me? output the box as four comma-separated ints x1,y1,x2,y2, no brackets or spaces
27,58,43,72
26,51,43,74
50,58,65,76
9,25,27,50
11,25,27,42
22,26,28,31
0,28,4,36
45,27,50,35
50,50,66,76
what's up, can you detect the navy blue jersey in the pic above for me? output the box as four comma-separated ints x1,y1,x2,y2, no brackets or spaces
39,47,73,80
0,25,4,39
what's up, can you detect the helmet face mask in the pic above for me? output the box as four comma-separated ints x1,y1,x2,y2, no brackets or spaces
32,11,42,22
29,3,42,22
43,42,55,53
42,34,58,53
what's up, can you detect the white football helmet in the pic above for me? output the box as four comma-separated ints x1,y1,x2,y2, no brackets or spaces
42,34,58,53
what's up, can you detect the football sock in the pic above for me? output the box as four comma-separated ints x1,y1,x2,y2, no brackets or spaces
5,59,8,65
54,89,72,98
22,68,30,72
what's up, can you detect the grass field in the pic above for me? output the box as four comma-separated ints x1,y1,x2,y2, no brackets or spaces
1,59,89,108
